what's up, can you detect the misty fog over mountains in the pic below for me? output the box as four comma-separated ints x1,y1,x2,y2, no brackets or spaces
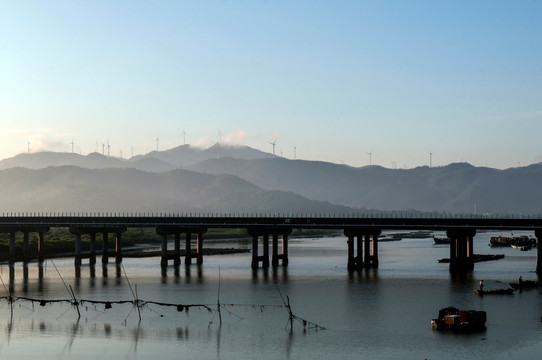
1,144,541,215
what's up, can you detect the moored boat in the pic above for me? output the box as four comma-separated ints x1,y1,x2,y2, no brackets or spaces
431,306,487,332
509,280,539,290
490,235,537,248
432,236,450,245
473,288,514,296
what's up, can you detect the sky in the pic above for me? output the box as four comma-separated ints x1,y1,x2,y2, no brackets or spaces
1,0,541,169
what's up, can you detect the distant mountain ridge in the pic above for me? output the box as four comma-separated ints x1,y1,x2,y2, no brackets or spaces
1,146,541,214
0,151,176,172
0,144,271,171
186,158,542,214
0,166,351,214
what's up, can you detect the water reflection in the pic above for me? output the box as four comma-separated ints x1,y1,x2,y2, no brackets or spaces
347,268,379,283
159,264,204,284
250,266,289,284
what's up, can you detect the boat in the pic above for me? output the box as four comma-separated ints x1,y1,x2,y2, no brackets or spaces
490,235,537,248
473,288,514,296
509,280,539,290
431,306,487,332
432,236,450,245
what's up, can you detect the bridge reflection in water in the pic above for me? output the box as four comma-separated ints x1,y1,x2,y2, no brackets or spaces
0,214,541,274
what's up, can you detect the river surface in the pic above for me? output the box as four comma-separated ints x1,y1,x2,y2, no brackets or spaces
0,231,541,359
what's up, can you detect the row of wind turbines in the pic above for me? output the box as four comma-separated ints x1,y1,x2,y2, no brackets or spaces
26,132,435,167
28,128,296,161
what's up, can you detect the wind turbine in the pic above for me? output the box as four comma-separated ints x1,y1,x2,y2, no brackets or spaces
69,138,74,153
27,140,30,153
155,135,159,151
181,128,187,145
367,151,372,165
429,151,433,168
101,142,105,155
294,145,297,160
131,145,134,158
268,139,277,158
106,139,111,157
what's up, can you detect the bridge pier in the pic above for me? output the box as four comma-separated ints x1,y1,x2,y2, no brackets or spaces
115,232,122,264
156,226,207,267
37,232,45,262
89,233,97,265
102,232,109,264
0,226,50,264
9,231,16,264
447,228,476,273
344,228,381,271
70,226,127,266
271,232,289,266
248,227,291,269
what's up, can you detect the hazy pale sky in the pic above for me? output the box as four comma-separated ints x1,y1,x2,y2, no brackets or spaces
1,1,541,169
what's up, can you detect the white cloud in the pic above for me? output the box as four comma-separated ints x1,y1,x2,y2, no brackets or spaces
223,129,248,145
4,128,77,154
193,137,214,148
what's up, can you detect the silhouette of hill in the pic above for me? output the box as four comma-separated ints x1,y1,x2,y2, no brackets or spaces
0,166,352,214
131,144,271,167
187,158,542,214
2,147,541,214
0,152,175,172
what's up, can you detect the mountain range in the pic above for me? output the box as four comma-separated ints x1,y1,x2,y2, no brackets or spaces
0,144,540,214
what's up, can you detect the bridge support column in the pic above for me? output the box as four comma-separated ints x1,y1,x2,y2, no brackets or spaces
37,232,45,262
251,234,259,269
346,234,363,270
9,232,15,264
89,233,96,265
364,233,371,268
23,231,29,263
371,233,379,268
75,233,82,266
161,234,168,267
185,232,192,265
271,232,290,267
197,233,204,265
536,230,542,274
263,234,270,268
102,232,109,264
344,228,381,271
173,233,181,266
115,232,122,264
447,228,476,273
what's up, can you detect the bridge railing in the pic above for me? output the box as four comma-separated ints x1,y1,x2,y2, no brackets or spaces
1,212,542,220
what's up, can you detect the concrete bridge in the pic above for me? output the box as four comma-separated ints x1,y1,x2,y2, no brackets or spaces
1,214,541,273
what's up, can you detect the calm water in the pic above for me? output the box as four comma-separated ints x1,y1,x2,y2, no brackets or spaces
0,231,541,359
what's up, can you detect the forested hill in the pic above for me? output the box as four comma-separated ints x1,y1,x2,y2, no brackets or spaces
1,146,541,214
